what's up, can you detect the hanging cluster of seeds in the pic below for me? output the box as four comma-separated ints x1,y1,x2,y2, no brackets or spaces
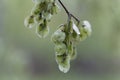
24,0,59,38
24,0,92,73
51,20,91,73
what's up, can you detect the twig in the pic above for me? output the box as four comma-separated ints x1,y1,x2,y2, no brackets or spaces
58,0,70,16
58,0,80,23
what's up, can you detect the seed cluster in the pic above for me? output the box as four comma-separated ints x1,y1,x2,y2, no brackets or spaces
51,20,92,73
24,0,92,73
24,0,59,38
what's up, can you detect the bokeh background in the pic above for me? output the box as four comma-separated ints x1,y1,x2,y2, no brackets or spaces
0,0,120,80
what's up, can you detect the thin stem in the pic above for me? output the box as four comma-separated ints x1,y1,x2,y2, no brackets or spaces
58,0,70,16
70,14,80,23
58,0,80,23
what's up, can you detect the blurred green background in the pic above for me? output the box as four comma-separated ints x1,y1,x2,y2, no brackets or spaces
0,0,120,80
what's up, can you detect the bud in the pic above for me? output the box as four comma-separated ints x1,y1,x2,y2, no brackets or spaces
54,43,66,55
51,29,66,43
36,20,49,38
24,15,35,28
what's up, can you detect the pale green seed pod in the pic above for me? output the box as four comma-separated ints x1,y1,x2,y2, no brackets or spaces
31,1,47,15
58,62,70,73
82,20,92,36
56,54,70,66
54,43,66,55
79,34,87,41
51,29,66,44
50,3,60,15
34,13,43,23
46,1,53,10
36,20,49,38
55,2,61,13
42,12,52,20
24,15,35,28
31,4,41,15
71,30,80,45
79,26,88,41
56,54,70,73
